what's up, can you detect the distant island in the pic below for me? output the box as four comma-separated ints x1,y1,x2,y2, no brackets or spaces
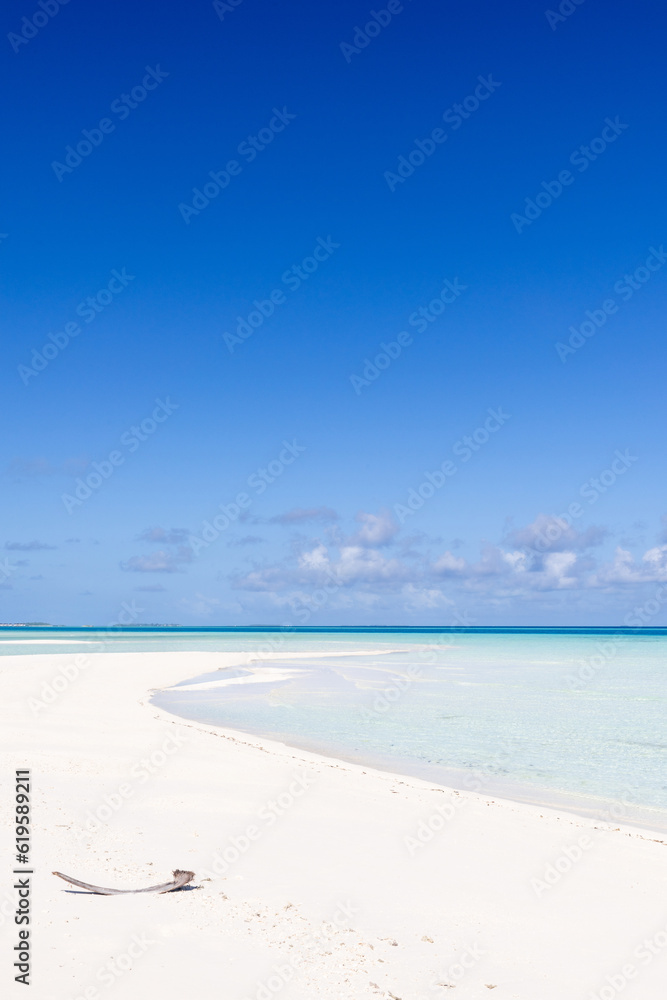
0,623,183,628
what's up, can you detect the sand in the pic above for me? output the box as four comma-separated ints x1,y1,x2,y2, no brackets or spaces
1,648,666,1000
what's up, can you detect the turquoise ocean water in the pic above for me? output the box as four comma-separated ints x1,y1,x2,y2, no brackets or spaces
4,627,666,830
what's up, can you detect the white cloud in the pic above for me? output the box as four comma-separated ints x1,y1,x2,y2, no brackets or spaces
506,514,607,553
298,542,330,572
432,551,466,575
539,551,579,589
350,509,399,547
336,545,409,584
5,540,56,551
269,507,338,525
642,544,667,579
121,547,193,573
227,508,667,613
589,544,667,587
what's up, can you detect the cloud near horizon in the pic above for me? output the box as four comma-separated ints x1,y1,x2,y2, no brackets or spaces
5,540,56,551
268,507,339,525
228,509,667,614
505,514,608,554
120,546,193,573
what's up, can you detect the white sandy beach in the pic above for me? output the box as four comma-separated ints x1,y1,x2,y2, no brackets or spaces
1,648,666,1000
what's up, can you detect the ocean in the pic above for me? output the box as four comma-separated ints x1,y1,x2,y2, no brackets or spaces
4,626,666,830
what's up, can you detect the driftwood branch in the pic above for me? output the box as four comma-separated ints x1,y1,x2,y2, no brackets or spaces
52,869,195,894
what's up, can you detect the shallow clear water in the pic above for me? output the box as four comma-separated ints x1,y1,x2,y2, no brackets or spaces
5,627,666,828
146,630,667,827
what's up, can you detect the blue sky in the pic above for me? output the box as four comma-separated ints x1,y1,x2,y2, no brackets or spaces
2,0,666,625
